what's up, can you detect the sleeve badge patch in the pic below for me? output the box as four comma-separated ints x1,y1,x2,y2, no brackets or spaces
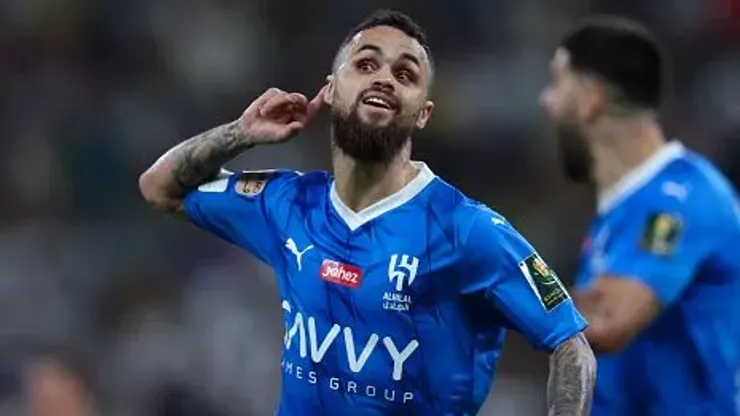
518,253,569,312
234,170,275,197
640,212,683,256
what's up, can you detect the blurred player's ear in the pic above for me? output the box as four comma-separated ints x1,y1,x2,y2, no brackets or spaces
415,100,434,129
581,79,606,123
324,74,335,106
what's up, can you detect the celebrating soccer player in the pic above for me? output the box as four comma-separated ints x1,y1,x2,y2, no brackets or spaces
141,9,595,415
540,15,740,415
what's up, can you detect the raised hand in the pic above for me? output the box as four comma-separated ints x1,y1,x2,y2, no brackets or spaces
139,85,328,215
240,85,327,145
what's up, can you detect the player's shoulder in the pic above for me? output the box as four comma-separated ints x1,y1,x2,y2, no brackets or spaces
670,149,736,201
642,147,737,223
230,168,330,200
600,145,739,249
429,177,514,245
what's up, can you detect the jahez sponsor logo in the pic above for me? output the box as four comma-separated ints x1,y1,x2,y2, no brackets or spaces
319,260,363,289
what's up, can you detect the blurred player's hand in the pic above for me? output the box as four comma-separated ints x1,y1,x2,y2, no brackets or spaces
240,85,327,144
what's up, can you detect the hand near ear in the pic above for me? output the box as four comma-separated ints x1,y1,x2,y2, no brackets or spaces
239,84,329,144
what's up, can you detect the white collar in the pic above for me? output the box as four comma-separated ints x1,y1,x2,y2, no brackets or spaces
597,141,685,214
330,161,436,231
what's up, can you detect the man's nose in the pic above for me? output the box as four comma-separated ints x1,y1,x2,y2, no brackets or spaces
371,66,395,92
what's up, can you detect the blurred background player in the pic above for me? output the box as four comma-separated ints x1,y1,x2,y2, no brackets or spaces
24,346,97,416
540,15,740,415
140,9,594,416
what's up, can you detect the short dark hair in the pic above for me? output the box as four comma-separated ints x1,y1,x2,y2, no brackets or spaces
333,9,434,78
561,15,664,110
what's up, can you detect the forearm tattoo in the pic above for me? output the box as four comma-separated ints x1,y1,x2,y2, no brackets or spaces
170,120,253,193
547,333,596,416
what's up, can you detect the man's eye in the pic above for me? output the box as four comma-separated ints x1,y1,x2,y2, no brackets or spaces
396,71,412,82
358,61,375,72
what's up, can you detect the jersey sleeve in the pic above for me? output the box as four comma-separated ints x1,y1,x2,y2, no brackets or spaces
600,192,728,305
184,169,300,265
459,209,588,352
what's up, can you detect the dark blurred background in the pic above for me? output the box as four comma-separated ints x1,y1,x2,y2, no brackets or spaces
0,0,739,414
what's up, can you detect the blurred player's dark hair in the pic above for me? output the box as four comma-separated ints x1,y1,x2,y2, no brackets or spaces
562,16,664,110
334,9,434,78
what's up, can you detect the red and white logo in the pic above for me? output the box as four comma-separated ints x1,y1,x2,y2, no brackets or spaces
319,260,363,289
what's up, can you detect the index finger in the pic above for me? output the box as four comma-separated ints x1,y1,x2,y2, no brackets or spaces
305,84,328,122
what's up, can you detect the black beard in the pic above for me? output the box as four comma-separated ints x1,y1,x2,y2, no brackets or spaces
331,102,416,163
556,121,593,182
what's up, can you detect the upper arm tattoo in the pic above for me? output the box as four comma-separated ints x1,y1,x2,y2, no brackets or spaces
547,333,596,416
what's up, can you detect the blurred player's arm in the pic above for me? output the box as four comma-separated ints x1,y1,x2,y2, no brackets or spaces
573,205,722,353
572,277,659,353
139,87,325,217
459,210,595,415
547,333,596,416
139,120,251,216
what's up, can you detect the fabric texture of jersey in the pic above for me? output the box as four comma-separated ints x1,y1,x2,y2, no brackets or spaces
185,162,587,416
575,142,740,416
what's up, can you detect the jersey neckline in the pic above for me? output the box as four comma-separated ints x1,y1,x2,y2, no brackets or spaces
597,140,686,214
329,161,436,231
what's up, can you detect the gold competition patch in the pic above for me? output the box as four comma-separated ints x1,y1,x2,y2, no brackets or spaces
519,253,569,311
234,170,275,197
640,212,683,256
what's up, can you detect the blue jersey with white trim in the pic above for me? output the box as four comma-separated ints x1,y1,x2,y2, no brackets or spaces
185,162,587,415
575,142,740,415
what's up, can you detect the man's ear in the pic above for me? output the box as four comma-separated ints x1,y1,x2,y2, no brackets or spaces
324,74,335,106
415,100,434,129
579,78,606,123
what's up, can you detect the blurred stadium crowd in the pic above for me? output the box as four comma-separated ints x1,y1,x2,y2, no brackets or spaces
0,0,738,414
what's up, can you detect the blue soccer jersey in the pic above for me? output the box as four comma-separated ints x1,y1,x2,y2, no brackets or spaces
575,142,740,415
184,161,587,415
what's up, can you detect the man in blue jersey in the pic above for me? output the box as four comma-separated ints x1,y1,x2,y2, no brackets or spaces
540,16,740,415
140,9,595,415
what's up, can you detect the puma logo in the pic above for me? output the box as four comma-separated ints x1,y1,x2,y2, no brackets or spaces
285,238,313,271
